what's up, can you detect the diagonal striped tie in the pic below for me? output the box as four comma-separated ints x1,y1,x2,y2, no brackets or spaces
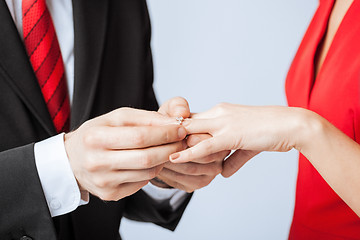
22,0,70,133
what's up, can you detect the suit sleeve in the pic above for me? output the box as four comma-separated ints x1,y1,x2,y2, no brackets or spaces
142,46,159,112
0,144,57,240
123,190,192,231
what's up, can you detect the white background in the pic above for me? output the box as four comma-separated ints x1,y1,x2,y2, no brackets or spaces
121,1,318,239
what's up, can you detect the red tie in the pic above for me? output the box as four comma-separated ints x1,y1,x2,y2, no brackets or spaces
22,0,70,133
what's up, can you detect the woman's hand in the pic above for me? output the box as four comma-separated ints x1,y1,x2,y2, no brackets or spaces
169,103,313,177
157,133,230,192
168,102,360,216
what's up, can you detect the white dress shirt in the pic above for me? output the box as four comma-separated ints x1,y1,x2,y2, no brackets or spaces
5,0,188,217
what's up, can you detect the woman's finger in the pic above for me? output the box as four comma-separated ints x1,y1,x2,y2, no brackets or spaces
189,108,217,119
163,161,222,176
187,151,230,164
170,137,228,163
158,168,212,193
186,133,210,147
182,118,216,135
154,175,187,191
221,149,260,178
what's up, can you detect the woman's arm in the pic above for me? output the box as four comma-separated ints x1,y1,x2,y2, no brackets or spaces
170,103,360,216
297,111,360,216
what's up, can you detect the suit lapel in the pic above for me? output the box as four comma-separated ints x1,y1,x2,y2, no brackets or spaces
71,0,109,129
0,1,56,135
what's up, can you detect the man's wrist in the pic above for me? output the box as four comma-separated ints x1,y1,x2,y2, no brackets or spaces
34,133,84,217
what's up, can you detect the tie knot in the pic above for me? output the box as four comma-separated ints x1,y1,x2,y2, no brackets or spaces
22,0,46,14
22,0,48,38
22,0,46,18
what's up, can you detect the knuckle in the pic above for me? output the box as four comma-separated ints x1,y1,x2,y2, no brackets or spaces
199,178,211,188
203,142,213,153
209,163,223,175
164,128,173,142
113,107,131,123
185,149,194,161
79,121,91,130
132,130,146,146
219,102,230,108
215,102,227,109
117,107,130,116
201,155,213,164
82,129,98,147
159,128,172,143
185,164,198,175
98,191,116,201
208,153,223,163
214,102,230,113
139,152,154,168
98,187,125,201
177,140,187,152
85,162,96,173
84,158,100,172
109,190,122,201
187,135,200,147
93,176,108,189
147,167,159,179
111,109,125,125
97,191,107,200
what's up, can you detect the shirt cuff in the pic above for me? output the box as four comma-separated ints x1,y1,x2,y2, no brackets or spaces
142,182,189,211
34,133,85,217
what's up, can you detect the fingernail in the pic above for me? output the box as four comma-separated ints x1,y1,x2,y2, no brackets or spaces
178,127,187,139
170,153,180,162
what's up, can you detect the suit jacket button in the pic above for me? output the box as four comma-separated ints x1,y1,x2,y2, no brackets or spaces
20,236,33,240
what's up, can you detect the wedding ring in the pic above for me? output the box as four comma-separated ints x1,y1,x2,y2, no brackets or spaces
176,116,184,125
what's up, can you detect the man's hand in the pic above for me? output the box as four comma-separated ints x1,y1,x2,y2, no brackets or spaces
157,133,230,192
155,97,230,192
64,107,187,201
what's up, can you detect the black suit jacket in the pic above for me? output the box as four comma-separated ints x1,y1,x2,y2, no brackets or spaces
0,0,191,239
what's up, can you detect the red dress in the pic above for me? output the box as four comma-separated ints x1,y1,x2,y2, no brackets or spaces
285,0,360,239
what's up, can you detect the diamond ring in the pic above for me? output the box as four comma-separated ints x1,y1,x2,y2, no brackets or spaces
176,116,184,125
